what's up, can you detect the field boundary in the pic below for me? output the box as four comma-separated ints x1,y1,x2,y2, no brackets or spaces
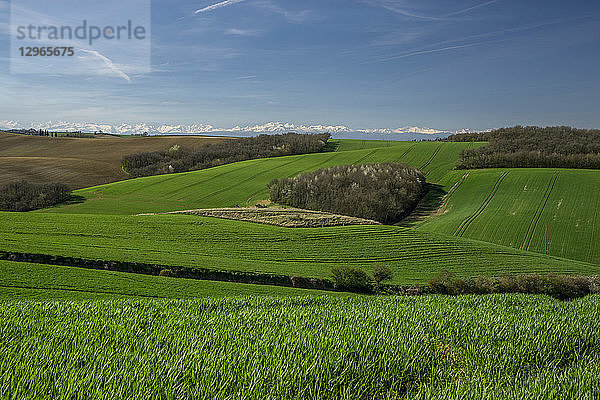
0,250,336,291
2,251,597,300
454,171,510,237
0,250,433,295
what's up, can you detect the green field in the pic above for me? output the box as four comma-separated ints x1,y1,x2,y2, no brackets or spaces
2,137,600,399
2,295,599,399
30,138,599,270
0,260,343,300
0,138,594,287
1,212,596,285
417,168,600,265
46,142,476,215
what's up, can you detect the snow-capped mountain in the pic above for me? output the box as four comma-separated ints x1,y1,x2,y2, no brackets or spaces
0,120,459,136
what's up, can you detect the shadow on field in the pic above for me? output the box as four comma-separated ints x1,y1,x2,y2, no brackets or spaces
62,194,86,206
397,183,447,227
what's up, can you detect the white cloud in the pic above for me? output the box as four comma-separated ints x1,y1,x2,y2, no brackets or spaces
226,28,261,36
195,0,246,14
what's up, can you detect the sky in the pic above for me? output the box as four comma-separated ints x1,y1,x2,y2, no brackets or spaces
0,0,599,134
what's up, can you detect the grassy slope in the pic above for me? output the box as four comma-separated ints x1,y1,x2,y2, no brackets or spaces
0,260,341,300
1,212,596,284
332,138,405,151
417,168,600,265
46,141,476,215
2,295,599,399
0,132,229,189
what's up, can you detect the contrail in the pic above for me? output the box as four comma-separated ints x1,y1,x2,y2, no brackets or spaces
79,49,131,82
195,0,246,14
446,0,500,17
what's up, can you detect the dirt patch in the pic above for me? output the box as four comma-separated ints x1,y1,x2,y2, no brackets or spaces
140,207,380,228
0,132,232,189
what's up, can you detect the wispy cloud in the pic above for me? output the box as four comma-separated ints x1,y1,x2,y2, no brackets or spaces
367,14,597,63
79,50,131,82
195,0,246,14
364,0,500,21
254,0,314,23
226,28,261,36
372,41,502,62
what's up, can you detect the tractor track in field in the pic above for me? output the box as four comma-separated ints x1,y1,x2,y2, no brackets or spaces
454,171,510,237
438,172,470,212
244,152,348,204
400,144,417,158
353,148,381,164
193,154,313,203
160,165,244,197
521,172,560,251
420,144,443,171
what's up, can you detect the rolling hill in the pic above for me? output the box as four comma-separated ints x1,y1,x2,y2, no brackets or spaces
0,132,230,189
2,137,598,294
1,212,596,285
416,168,600,265
47,141,477,215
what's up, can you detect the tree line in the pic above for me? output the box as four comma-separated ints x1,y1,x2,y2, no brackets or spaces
121,133,332,178
269,163,425,224
444,126,600,169
0,181,72,212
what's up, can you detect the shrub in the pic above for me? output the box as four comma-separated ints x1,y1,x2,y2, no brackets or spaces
0,181,71,212
331,266,373,292
159,269,176,278
372,264,393,286
427,270,456,295
428,271,600,300
269,163,425,224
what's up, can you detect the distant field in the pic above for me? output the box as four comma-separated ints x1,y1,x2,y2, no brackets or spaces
0,212,595,284
417,168,600,265
47,142,477,215
2,295,599,399
0,260,338,300
332,138,406,151
0,132,231,188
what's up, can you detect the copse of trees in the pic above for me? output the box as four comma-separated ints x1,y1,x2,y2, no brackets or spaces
269,163,425,224
0,181,72,212
444,126,600,169
122,133,331,178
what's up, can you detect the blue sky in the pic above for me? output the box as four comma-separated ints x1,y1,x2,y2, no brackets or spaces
1,0,599,133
